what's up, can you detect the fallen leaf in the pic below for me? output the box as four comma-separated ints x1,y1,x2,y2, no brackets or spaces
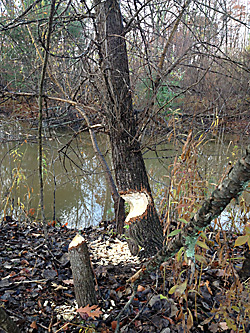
30,321,37,329
205,280,213,295
31,233,41,237
64,293,74,298
162,316,175,325
111,321,117,330
51,282,68,291
219,322,229,330
21,259,29,266
137,285,145,292
77,304,102,319
209,322,219,333
187,308,193,330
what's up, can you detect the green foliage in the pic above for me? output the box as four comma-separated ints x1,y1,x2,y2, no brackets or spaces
135,69,184,115
234,223,250,249
156,69,184,111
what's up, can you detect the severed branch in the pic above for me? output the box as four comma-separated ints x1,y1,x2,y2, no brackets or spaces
128,146,250,283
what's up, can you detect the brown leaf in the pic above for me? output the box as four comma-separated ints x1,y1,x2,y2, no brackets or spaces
205,280,213,295
187,308,193,330
111,321,117,330
137,285,145,292
77,304,102,319
21,259,29,266
209,322,219,333
162,316,175,325
30,321,38,329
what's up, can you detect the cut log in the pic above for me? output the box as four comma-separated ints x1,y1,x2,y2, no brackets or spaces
69,234,97,307
0,308,20,333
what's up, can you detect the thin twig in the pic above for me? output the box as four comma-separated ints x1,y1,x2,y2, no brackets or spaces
115,283,137,333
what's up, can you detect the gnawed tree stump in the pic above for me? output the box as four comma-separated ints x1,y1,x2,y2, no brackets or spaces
69,234,97,307
0,307,20,333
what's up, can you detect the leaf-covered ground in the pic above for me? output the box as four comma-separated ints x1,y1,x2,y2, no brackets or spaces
0,220,249,333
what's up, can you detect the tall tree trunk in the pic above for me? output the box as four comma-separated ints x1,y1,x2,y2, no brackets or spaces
94,0,164,257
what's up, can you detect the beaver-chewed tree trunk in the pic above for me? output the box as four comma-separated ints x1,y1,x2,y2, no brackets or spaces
121,190,164,257
128,146,250,283
94,0,164,257
69,234,97,307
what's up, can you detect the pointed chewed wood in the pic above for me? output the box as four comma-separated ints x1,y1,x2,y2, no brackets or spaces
69,233,85,250
121,191,150,222
120,190,164,257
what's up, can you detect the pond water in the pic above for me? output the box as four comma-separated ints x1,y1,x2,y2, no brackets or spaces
0,118,249,230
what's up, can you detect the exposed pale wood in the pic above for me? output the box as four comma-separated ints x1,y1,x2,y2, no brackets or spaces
121,191,150,222
69,233,85,249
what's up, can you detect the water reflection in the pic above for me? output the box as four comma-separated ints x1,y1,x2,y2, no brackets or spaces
0,129,112,227
0,122,247,229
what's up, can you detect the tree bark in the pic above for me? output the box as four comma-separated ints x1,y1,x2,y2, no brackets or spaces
94,0,164,257
69,234,97,307
129,146,250,283
0,308,20,333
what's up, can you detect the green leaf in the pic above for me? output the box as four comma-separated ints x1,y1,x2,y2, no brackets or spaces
195,254,207,264
196,240,209,250
178,218,188,224
234,235,249,247
168,229,181,238
169,280,187,295
177,247,185,262
168,285,178,295
199,232,208,240
231,306,240,313
160,294,169,300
